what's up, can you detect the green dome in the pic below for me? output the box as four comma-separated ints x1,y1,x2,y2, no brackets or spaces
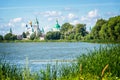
54,20,60,29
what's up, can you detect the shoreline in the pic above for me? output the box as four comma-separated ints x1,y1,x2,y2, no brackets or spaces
0,39,120,44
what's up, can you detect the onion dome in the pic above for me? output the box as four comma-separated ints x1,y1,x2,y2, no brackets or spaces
53,19,60,29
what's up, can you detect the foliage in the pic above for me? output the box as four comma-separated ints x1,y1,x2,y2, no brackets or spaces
30,32,36,40
22,32,26,38
60,23,88,40
0,45,120,80
25,31,30,36
91,16,120,41
4,33,17,40
77,45,120,78
0,35,3,41
35,30,42,39
4,33,12,40
75,24,87,37
0,60,22,80
60,23,74,34
91,19,107,39
45,31,61,40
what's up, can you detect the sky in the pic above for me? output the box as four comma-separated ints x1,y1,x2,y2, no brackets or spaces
0,0,120,35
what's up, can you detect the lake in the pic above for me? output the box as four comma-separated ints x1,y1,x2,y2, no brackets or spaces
0,42,104,72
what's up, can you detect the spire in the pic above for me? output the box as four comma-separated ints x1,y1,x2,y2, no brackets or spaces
36,18,39,25
32,28,34,32
41,27,44,33
56,19,58,24
10,28,12,34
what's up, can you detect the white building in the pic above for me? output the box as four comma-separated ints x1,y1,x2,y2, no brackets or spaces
26,18,42,39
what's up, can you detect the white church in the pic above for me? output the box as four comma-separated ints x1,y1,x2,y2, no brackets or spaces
25,18,60,40
25,18,44,40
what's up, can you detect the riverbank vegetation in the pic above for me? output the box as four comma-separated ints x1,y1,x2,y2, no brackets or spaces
0,45,120,80
45,15,120,43
0,15,120,43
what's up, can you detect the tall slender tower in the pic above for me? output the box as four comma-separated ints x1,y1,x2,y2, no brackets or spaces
34,18,40,37
10,28,12,34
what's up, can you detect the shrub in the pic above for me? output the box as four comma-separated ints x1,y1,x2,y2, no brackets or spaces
0,35,3,41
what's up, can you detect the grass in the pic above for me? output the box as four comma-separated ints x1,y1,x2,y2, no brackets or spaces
1,39,120,44
81,39,120,44
0,45,120,80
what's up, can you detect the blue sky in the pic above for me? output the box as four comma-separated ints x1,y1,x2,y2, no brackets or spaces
0,0,120,35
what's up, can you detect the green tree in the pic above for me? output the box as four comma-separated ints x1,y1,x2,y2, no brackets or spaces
115,23,120,40
45,31,61,40
35,29,42,39
4,33,12,40
11,35,17,40
26,31,30,37
30,33,36,40
91,15,120,41
60,23,74,40
67,33,74,40
22,32,27,38
75,23,87,37
107,16,120,40
0,35,3,41
99,23,109,40
60,23,74,34
91,19,107,39
4,33,17,40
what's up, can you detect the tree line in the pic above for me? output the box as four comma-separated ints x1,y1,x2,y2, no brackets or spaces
0,15,120,42
90,15,120,40
45,23,88,40
45,15,120,41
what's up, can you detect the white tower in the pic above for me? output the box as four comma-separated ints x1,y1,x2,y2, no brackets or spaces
34,18,41,37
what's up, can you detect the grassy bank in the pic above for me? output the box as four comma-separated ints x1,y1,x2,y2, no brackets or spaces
0,45,120,80
81,39,120,44
0,39,120,43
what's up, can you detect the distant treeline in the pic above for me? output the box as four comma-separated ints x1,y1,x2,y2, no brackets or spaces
45,15,120,42
0,15,120,42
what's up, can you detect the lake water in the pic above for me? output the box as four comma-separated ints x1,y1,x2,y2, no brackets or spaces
0,42,104,72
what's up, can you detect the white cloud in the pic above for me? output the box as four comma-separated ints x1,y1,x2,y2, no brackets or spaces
70,20,80,25
47,17,53,21
79,9,100,30
8,22,14,27
68,13,77,19
44,11,62,17
88,9,98,18
21,23,26,28
11,17,22,23
5,17,23,28
44,25,52,33
80,9,99,22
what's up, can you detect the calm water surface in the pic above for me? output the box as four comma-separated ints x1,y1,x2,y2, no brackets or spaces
0,42,104,71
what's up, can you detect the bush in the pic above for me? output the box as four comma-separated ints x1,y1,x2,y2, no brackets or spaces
30,33,36,40
45,31,61,40
4,33,17,40
0,35,3,41
4,33,12,40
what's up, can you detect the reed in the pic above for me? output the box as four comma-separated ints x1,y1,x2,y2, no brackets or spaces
0,45,120,80
101,64,109,78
